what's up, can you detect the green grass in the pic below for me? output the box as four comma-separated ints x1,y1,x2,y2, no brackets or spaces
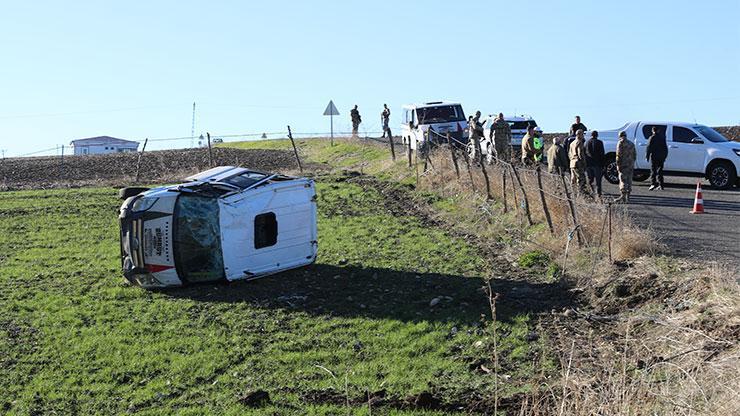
0,178,550,414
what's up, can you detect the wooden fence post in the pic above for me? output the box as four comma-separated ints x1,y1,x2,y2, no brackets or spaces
560,173,584,247
207,132,214,167
501,165,508,213
287,126,303,173
446,133,460,179
414,139,420,187
536,165,554,234
462,144,475,191
608,202,613,262
510,164,533,226
407,140,412,168
135,138,149,183
59,144,65,180
509,167,519,218
388,128,396,161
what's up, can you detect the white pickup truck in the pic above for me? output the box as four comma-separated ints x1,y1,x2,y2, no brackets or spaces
599,121,740,189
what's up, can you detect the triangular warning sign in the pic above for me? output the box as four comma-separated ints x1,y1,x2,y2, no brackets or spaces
323,100,340,116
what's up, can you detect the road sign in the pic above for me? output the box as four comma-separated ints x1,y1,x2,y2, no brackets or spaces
323,100,339,116
323,100,339,145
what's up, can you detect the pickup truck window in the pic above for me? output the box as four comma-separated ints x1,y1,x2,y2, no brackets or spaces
173,195,225,282
673,127,700,143
642,125,666,140
695,126,729,143
508,120,538,130
224,172,268,189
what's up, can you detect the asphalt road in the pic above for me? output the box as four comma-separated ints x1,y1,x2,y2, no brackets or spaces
602,177,740,266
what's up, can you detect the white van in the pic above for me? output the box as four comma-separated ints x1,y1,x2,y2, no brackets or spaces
401,101,467,149
118,166,318,288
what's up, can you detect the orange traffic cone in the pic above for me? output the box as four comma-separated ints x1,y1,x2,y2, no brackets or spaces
690,181,705,214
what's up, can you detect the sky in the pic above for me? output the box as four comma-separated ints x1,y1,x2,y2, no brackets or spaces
1,0,738,156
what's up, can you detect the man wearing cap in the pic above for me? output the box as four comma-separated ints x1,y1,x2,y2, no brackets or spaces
615,130,637,203
568,129,589,195
491,113,512,163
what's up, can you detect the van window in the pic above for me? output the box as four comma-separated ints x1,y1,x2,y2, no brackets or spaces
508,120,538,130
254,212,278,249
416,105,465,124
673,126,699,143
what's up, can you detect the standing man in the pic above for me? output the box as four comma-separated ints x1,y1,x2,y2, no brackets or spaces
646,126,668,190
491,113,512,163
350,105,362,137
585,130,605,198
469,111,485,162
521,125,537,165
615,131,637,203
380,104,391,139
547,137,570,175
569,129,589,195
569,115,588,136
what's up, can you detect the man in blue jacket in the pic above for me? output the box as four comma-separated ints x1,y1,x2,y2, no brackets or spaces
646,126,668,190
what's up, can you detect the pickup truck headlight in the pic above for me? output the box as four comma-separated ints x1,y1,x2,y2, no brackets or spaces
733,149,740,157
132,197,158,212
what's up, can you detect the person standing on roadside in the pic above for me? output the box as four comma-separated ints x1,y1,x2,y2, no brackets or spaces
615,130,637,203
646,126,668,190
585,130,605,198
547,136,569,175
491,113,512,163
350,105,362,137
569,129,589,195
469,111,485,162
380,104,391,139
569,115,588,136
521,125,537,165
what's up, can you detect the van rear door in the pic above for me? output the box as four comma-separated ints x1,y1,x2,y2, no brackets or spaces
219,180,317,281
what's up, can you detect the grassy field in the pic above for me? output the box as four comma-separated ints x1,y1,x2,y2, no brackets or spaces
0,176,550,414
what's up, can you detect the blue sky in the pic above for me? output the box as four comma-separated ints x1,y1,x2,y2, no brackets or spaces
1,0,738,156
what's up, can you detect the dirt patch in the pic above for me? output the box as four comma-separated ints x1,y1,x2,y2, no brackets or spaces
0,147,315,190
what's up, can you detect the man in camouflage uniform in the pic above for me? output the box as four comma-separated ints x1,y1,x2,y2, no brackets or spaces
568,129,589,196
380,104,391,139
469,111,485,163
615,130,637,203
490,113,511,163
350,105,361,137
521,125,536,165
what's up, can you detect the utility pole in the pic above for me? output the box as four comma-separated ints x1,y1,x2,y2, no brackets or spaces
191,102,196,148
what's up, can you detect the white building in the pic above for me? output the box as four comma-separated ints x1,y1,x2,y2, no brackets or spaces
70,136,139,155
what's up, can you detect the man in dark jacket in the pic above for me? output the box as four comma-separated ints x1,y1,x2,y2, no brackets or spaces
569,115,588,136
585,130,605,197
646,126,668,190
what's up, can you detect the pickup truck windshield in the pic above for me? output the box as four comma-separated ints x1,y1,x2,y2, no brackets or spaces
695,126,729,143
173,194,224,282
417,105,465,124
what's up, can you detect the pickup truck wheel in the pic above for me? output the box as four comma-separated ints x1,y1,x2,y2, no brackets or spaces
604,156,619,184
633,171,650,182
707,161,736,190
119,187,150,200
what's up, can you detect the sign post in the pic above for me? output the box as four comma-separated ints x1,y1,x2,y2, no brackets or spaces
323,100,340,146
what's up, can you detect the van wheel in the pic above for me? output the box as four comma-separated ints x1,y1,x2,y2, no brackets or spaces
604,155,619,184
119,187,150,200
707,161,736,190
